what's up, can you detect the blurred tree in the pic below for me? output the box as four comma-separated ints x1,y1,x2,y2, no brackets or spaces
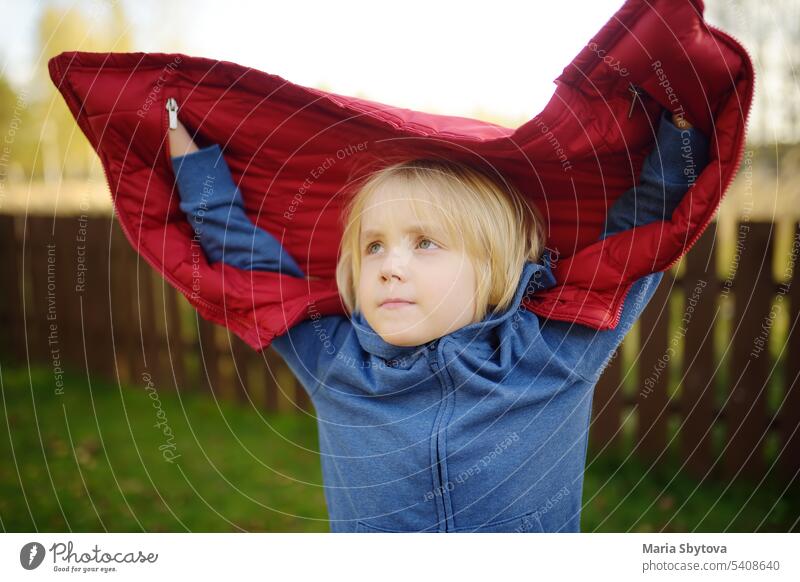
0,74,28,188
783,3,800,138
19,0,134,181
0,75,20,136
706,0,800,144
0,67,41,188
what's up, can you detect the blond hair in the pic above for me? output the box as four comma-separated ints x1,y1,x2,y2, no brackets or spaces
335,157,547,322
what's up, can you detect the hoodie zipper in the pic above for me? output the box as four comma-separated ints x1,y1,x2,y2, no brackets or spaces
427,339,453,532
605,21,755,330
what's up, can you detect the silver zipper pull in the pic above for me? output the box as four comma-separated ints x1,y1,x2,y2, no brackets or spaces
627,83,643,119
166,97,179,129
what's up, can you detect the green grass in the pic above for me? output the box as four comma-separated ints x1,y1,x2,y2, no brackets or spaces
582,446,798,532
1,362,796,532
0,362,327,532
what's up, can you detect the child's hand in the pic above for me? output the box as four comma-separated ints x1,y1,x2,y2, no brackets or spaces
670,112,693,129
169,118,200,159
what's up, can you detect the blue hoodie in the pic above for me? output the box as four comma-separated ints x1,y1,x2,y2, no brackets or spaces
171,109,708,532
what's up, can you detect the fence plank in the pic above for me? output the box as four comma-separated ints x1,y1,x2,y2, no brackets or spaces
230,334,255,404
147,265,174,391
163,278,187,392
109,219,135,383
25,217,54,365
780,222,800,484
726,221,772,479
0,215,24,361
133,253,163,385
295,379,312,412
197,317,221,395
589,346,623,457
263,347,283,412
637,272,672,457
53,216,81,371
681,225,719,479
84,217,117,379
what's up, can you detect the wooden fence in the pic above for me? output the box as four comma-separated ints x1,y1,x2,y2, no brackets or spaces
0,214,311,414
1,214,798,486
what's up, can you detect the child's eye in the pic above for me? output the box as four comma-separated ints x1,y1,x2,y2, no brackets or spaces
418,238,439,250
364,237,439,255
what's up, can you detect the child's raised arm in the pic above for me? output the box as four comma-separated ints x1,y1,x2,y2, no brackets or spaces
170,119,352,395
539,109,710,384
171,122,305,277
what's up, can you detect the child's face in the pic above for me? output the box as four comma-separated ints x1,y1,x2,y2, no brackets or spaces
357,190,478,347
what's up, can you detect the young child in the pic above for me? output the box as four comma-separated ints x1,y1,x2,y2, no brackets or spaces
169,107,708,533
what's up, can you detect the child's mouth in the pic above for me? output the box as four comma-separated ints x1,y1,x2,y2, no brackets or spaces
380,301,415,310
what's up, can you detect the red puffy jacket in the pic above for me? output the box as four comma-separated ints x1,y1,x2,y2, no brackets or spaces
48,0,753,351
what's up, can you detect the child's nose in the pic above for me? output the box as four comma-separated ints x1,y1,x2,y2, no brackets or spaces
379,248,410,281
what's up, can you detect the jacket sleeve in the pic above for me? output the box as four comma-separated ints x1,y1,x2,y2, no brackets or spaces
539,109,710,383
172,143,351,389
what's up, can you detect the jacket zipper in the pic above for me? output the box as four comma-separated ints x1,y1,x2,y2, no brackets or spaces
166,97,179,130
94,96,227,319
427,339,452,532
138,95,231,318
94,94,231,323
605,21,756,330
47,56,236,328
161,94,326,343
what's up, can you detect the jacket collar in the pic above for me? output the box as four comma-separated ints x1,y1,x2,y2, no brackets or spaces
351,249,558,362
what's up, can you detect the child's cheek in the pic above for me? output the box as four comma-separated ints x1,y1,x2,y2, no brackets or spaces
356,266,376,304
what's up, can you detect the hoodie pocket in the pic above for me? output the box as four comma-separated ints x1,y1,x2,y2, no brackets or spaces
355,521,437,533
449,510,545,533
355,509,545,533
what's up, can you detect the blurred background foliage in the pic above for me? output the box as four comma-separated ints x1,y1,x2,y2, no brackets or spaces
0,0,797,217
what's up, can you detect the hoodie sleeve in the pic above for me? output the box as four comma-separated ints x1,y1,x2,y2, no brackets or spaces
270,314,353,398
539,110,709,384
171,143,350,387
171,143,306,278
599,109,710,239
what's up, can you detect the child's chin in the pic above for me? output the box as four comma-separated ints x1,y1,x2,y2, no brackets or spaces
377,324,429,348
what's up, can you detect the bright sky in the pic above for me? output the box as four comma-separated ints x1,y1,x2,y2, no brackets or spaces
0,0,626,124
